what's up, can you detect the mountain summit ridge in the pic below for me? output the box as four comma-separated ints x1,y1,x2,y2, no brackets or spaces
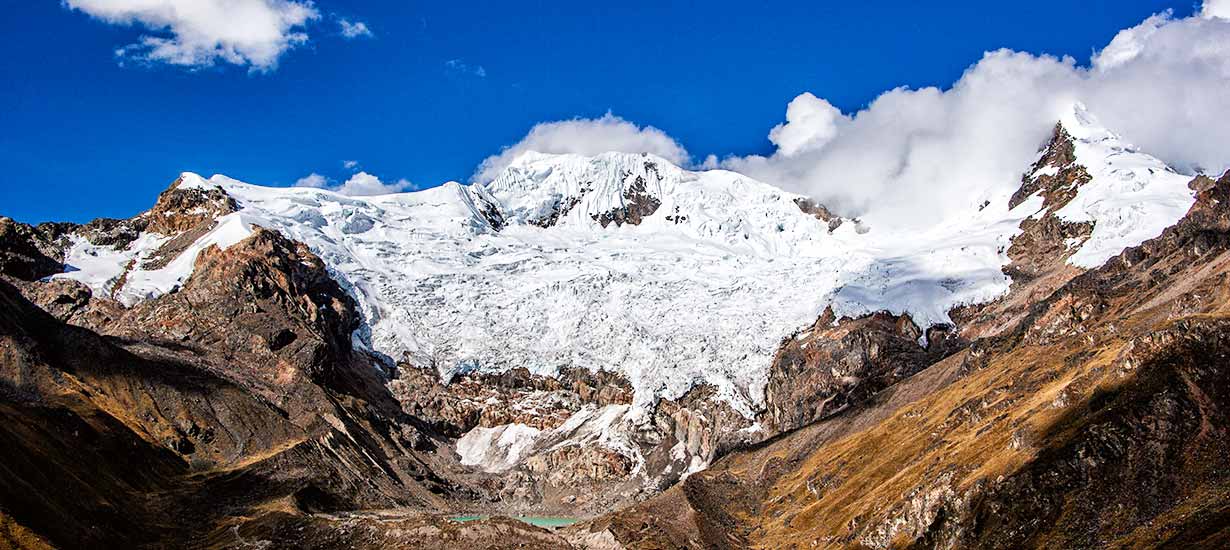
47,107,1197,420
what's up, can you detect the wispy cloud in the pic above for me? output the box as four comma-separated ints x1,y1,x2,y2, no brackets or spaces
339,18,373,39
343,159,360,170
64,0,320,71
445,58,487,78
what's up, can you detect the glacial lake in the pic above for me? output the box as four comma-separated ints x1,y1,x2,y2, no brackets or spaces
450,515,580,528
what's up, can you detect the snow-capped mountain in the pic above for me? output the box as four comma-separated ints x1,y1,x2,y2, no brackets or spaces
1048,104,1197,268
52,105,1197,422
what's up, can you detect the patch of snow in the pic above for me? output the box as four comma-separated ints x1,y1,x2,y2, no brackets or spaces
54,212,256,306
118,213,255,305
455,423,543,473
53,232,161,293
1032,165,1060,179
455,404,641,474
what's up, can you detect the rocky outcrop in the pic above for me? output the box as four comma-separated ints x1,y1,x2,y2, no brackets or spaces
1009,123,1081,210
390,360,759,517
0,217,63,282
530,195,584,228
212,512,576,550
391,366,633,437
142,177,237,236
591,163,663,227
765,308,962,433
1005,123,1096,280
793,197,844,232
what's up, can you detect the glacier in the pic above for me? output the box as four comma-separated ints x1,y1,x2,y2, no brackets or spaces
53,106,1198,417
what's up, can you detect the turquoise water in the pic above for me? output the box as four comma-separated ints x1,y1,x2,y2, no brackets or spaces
450,515,580,528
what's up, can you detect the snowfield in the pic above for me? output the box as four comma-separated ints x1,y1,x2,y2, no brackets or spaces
55,105,1197,420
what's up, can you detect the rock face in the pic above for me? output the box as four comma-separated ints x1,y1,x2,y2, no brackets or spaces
143,177,238,235
391,366,633,437
590,163,663,227
953,113,1195,342
579,171,1230,549
793,197,844,232
391,361,758,517
0,217,63,282
765,308,962,434
1004,124,1095,281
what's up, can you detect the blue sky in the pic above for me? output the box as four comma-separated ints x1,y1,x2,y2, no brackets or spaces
0,0,1196,223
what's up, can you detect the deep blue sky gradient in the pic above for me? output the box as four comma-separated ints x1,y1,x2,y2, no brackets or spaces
0,0,1193,223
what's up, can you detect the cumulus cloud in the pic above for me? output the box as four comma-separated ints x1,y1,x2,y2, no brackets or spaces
767,93,848,157
473,113,690,182
294,172,328,188
1204,0,1230,19
716,3,1230,229
64,0,319,71
339,19,373,39
294,171,415,195
335,172,415,196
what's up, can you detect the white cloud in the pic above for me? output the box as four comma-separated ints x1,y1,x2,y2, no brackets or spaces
343,159,360,170
767,92,848,157
445,59,487,78
65,0,319,71
715,4,1230,229
339,18,373,39
335,172,415,196
1204,0,1230,19
473,113,690,182
293,171,415,195
1091,12,1171,70
294,172,328,188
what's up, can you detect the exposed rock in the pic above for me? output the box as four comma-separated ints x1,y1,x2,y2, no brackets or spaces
0,217,63,282
954,125,1112,340
765,308,963,433
390,366,632,437
591,163,663,227
76,216,145,249
794,197,844,232
1005,123,1096,279
530,195,583,228
211,512,576,550
1009,123,1080,209
142,176,238,236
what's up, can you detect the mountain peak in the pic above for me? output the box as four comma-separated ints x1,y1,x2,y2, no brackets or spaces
483,150,686,228
1010,103,1197,270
